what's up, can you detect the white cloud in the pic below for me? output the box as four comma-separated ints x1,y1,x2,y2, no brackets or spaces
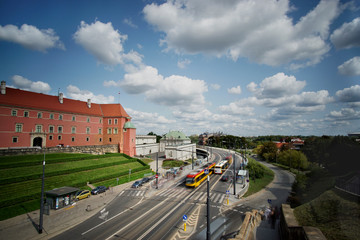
336,85,360,102
120,65,163,94
11,75,51,93
123,18,138,28
103,80,119,87
338,56,360,76
331,17,360,49
0,24,64,52
73,20,128,65
327,108,360,120
254,72,306,99
247,82,257,93
228,85,241,95
218,101,254,116
177,59,191,69
211,84,221,90
143,0,341,67
66,85,114,104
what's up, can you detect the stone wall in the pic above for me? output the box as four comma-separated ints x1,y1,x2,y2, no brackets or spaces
0,144,119,156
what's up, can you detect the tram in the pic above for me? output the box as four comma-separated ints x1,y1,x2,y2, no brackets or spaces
214,155,233,174
185,162,216,187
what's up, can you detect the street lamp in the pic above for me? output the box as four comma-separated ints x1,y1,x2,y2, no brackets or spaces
38,150,45,234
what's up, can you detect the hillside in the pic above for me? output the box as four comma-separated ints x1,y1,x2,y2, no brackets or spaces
294,189,360,240
0,153,152,220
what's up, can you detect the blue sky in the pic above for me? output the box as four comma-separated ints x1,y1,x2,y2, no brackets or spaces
1,0,360,136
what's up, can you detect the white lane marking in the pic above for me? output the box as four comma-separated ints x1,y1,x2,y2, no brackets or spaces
118,191,124,197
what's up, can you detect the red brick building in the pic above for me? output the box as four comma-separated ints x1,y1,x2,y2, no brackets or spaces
0,81,136,156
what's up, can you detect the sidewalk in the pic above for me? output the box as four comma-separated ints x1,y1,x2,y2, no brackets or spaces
0,183,131,240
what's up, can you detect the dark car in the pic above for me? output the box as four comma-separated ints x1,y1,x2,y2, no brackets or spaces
221,174,231,182
91,186,107,195
131,181,142,188
141,177,150,183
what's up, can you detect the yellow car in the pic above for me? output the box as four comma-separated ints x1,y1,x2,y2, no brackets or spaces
76,190,91,201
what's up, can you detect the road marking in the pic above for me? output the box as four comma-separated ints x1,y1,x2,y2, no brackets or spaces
136,191,141,197
81,196,145,236
219,195,225,204
118,191,124,197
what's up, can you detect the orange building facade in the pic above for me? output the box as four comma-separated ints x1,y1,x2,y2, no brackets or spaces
0,81,136,157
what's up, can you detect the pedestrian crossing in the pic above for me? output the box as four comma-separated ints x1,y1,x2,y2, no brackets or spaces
118,188,227,204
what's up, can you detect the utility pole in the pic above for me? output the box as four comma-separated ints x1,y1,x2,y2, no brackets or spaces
206,174,211,240
156,152,158,189
38,150,45,234
233,152,236,196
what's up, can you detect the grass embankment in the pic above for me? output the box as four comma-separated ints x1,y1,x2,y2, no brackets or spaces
243,158,274,197
0,153,153,221
294,189,360,240
162,159,188,169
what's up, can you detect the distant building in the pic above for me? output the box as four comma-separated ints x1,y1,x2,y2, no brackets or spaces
136,135,158,156
160,131,196,161
0,81,136,156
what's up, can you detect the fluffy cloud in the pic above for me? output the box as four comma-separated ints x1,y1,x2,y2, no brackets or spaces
177,59,191,69
331,17,360,49
251,72,306,99
218,102,254,116
211,84,221,90
338,57,360,76
66,85,114,103
143,0,341,68
228,85,241,95
11,75,51,93
336,85,360,102
0,24,64,52
74,20,128,65
327,108,360,120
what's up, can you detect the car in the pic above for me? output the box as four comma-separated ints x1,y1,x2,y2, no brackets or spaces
91,186,107,195
141,177,150,183
131,181,142,188
221,174,231,182
76,190,91,200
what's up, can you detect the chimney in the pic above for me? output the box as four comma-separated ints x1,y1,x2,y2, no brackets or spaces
59,92,63,104
1,81,6,95
87,99,91,108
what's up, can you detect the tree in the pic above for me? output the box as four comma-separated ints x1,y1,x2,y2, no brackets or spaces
278,149,309,170
258,141,277,162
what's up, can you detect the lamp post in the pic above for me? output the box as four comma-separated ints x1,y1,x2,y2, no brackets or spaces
156,152,158,189
206,170,211,240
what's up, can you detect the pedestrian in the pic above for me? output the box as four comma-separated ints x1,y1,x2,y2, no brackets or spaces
264,207,271,221
270,207,276,229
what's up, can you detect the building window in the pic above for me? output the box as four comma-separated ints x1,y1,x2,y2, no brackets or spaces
99,137,102,142
15,123,23,133
107,128,112,134
99,118,102,123
50,113,54,119
58,135,62,140
72,115,76,121
86,127,90,134
37,112,42,118
114,128,118,134
58,126,63,133
24,111,29,117
35,125,42,133
11,109,17,116
109,138,112,142
86,137,90,142
98,128,102,134
114,119,118,124
72,137,75,142
71,127,76,134
12,137,18,143
49,135,53,140
108,119,112,125
87,117,90,123
59,114,63,120
49,126,54,133
123,128,127,132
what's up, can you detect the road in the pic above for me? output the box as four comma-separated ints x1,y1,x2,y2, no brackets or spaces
51,149,294,240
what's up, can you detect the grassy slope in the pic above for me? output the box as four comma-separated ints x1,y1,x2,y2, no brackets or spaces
294,189,360,240
0,153,152,220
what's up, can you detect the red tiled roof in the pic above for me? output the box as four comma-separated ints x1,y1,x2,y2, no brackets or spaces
0,87,129,117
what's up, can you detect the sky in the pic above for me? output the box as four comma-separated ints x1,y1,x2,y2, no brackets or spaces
0,0,360,137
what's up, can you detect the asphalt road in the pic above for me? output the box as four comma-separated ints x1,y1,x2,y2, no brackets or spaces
51,149,294,240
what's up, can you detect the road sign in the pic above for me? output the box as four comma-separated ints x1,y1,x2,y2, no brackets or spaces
268,199,272,204
204,169,209,174
155,174,158,178
226,190,230,195
183,215,187,221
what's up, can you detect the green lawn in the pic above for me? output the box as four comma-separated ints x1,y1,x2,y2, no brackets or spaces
0,153,150,220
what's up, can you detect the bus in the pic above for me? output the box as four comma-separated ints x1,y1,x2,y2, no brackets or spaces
214,155,233,174
185,162,216,187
